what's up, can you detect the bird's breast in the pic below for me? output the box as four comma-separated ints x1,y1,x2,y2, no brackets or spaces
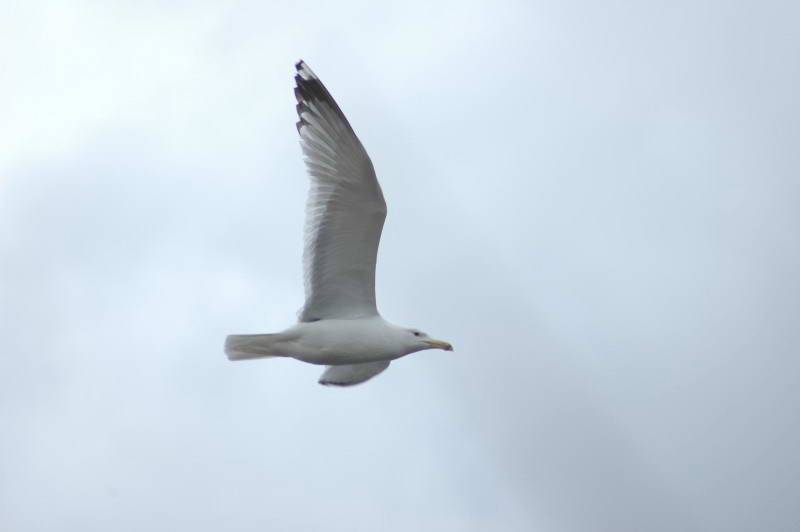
285,319,403,365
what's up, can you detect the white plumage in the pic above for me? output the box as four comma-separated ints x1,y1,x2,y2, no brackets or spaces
224,61,452,387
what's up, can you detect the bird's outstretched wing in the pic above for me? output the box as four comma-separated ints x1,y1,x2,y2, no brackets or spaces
294,60,387,322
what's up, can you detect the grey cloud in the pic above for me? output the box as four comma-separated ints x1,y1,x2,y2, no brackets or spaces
2,1,799,531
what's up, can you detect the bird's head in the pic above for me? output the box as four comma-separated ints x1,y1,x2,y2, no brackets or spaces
403,328,453,353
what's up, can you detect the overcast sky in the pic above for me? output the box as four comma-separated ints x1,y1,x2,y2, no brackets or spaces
2,1,799,531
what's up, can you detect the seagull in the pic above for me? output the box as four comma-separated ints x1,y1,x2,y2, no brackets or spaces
224,60,453,386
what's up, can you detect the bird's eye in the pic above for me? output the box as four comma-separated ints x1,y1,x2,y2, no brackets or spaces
413,331,421,337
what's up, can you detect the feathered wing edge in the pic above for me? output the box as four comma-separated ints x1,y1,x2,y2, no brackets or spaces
294,61,358,137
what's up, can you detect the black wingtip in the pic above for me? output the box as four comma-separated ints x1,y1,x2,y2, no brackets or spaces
295,60,312,76
291,59,357,136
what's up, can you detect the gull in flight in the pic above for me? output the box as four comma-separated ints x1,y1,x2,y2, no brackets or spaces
224,60,453,386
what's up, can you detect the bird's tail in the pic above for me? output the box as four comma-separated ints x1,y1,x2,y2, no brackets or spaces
225,334,285,361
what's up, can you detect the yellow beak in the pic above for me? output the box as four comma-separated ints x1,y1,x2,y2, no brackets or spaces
426,340,453,351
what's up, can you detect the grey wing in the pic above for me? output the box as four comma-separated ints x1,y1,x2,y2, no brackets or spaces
294,60,387,322
318,361,391,386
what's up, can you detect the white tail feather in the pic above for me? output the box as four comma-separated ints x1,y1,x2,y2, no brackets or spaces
225,334,284,361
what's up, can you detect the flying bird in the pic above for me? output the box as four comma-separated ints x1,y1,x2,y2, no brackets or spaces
224,60,453,386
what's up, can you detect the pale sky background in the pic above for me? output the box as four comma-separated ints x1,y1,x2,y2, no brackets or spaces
2,1,799,531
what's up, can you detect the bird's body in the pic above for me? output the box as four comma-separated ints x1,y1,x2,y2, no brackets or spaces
224,60,452,386
227,317,434,366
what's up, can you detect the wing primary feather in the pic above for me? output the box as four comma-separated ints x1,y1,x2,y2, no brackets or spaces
294,61,357,136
